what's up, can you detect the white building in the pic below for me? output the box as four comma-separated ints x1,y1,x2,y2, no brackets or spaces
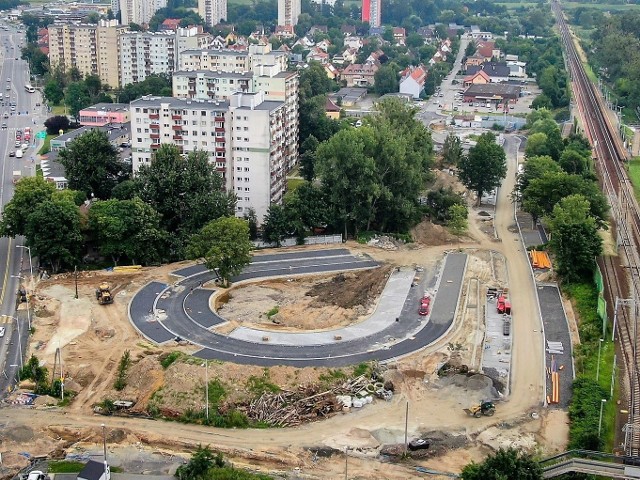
173,70,253,99
120,0,167,26
119,31,177,86
198,0,227,27
130,94,288,222
278,0,300,29
180,49,250,72
399,66,426,99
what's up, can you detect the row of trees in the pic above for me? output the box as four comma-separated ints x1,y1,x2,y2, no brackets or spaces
0,134,250,275
516,109,605,282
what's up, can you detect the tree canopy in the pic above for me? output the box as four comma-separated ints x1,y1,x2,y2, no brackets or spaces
460,447,542,480
457,132,507,205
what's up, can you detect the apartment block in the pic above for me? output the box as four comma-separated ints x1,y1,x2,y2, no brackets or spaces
130,93,288,222
362,0,381,28
119,31,177,86
48,20,127,89
278,0,300,28
176,44,298,170
120,0,167,26
198,0,227,27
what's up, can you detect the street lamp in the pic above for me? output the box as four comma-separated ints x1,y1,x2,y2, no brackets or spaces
598,399,607,438
202,362,209,420
596,338,604,382
16,245,33,280
102,423,109,480
11,275,31,331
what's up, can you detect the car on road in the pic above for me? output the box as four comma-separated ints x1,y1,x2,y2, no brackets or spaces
10,105,15,111
1,122,5,129
8,151,14,157
14,141,20,147
418,296,431,316
0,326,5,338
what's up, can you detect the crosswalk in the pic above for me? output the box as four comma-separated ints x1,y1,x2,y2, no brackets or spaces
0,316,11,324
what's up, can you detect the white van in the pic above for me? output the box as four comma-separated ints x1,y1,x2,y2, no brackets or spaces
15,149,22,158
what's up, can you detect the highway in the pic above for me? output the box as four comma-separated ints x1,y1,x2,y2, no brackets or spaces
0,22,41,396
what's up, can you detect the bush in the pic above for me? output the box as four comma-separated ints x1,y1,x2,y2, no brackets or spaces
246,371,280,396
568,376,608,450
159,351,181,369
114,350,131,391
44,115,70,135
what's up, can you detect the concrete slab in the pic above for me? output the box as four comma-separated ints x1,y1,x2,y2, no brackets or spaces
481,295,513,395
228,268,415,346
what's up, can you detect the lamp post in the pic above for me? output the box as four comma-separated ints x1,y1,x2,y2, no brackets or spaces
74,265,78,299
11,275,31,331
598,399,607,438
102,423,108,480
596,338,604,382
16,245,33,280
203,361,209,421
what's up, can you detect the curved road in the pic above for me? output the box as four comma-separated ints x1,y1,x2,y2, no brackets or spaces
129,250,468,367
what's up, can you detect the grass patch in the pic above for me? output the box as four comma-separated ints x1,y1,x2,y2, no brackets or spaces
319,369,347,384
627,158,640,204
353,362,372,377
287,177,305,192
159,351,182,369
265,306,279,319
50,104,66,115
246,370,280,396
37,133,56,155
48,461,86,473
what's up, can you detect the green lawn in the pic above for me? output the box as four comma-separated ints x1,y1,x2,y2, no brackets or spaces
562,1,640,11
37,133,56,155
47,461,86,474
50,104,66,116
287,177,305,192
228,0,254,5
627,158,640,204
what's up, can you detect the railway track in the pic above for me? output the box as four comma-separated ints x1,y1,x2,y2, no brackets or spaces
552,1,640,455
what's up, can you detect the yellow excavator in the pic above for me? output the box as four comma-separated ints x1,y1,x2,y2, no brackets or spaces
95,282,114,305
464,401,496,418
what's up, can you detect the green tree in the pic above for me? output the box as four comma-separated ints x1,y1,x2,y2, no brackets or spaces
44,115,70,135
24,193,83,273
262,204,291,246
299,61,336,99
545,195,603,281
515,155,562,196
65,82,91,119
243,207,259,241
187,217,253,285
58,129,126,200
558,148,589,176
457,132,507,205
299,135,319,181
441,132,463,166
134,146,236,250
461,447,542,480
284,183,328,240
44,80,64,105
88,198,166,265
21,43,49,77
528,117,564,160
374,64,399,95
0,177,56,237
524,132,550,158
447,203,468,235
175,445,224,480
298,95,341,146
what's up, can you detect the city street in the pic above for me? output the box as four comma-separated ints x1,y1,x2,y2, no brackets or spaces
0,23,41,396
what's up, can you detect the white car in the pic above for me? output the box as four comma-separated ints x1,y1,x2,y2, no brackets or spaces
0,326,5,338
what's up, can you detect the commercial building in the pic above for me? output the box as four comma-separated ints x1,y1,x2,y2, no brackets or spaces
119,0,167,26
129,93,288,222
198,0,227,27
78,103,131,126
47,20,127,89
462,83,521,104
278,0,300,29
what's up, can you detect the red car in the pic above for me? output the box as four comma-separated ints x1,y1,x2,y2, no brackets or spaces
418,296,431,316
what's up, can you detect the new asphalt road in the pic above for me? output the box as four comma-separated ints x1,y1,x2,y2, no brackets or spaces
129,249,468,367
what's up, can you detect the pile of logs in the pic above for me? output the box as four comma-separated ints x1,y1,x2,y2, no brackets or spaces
241,375,372,427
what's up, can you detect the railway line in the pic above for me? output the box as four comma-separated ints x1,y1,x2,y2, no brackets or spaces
552,0,640,455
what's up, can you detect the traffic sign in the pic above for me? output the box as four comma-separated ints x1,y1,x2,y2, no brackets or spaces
36,131,46,139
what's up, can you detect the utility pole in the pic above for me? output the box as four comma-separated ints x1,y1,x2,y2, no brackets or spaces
404,401,409,456
74,265,78,299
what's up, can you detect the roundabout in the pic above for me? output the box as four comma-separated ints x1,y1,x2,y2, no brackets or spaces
128,248,468,366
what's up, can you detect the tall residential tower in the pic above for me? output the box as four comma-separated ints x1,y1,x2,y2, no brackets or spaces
362,0,381,28
278,0,300,29
198,0,227,26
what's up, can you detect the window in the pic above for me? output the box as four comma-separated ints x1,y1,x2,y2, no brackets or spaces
244,177,249,182
137,138,142,142
244,127,248,131
237,177,242,181
137,128,141,133
236,167,242,171
244,187,250,192
244,167,249,172
237,187,242,191
244,197,250,201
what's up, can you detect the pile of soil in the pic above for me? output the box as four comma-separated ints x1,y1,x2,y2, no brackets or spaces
307,266,392,309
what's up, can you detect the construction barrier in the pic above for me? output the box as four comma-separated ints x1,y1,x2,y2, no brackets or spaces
530,250,552,269
113,265,142,272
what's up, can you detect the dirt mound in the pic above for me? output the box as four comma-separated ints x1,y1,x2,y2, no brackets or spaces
411,221,459,246
307,266,392,309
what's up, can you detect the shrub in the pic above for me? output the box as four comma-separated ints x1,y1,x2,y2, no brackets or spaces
114,350,131,391
159,351,181,369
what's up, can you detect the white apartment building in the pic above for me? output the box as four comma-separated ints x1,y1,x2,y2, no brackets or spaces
130,94,287,222
176,43,298,170
48,20,127,89
278,0,300,28
173,70,253,99
198,0,227,27
119,31,177,86
119,0,167,26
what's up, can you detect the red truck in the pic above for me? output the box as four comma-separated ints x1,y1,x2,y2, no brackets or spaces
497,295,511,315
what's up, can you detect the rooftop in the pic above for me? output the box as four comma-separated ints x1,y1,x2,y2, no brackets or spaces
181,48,249,57
173,70,254,79
131,96,230,109
464,83,522,96
53,123,131,145
80,103,130,113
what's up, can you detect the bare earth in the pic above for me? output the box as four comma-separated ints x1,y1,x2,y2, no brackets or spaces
0,138,572,479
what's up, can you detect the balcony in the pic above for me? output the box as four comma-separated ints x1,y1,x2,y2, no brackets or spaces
150,133,160,139
149,113,159,120
215,127,224,133
171,114,182,120
214,116,225,122
151,143,160,149
172,125,183,131
173,135,183,140
150,123,160,129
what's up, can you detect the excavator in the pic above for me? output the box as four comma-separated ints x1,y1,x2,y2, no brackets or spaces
464,401,496,418
95,282,114,305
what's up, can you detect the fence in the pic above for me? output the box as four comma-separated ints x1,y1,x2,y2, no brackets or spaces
252,234,343,249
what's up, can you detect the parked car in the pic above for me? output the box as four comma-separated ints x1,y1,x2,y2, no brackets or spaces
8,151,14,157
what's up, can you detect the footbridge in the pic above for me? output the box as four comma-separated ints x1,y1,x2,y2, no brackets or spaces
541,450,640,479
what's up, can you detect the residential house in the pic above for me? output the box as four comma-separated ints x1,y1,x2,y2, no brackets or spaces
463,70,490,87
366,49,385,64
399,65,426,99
417,26,435,41
316,39,331,52
325,97,341,119
37,27,49,54
160,18,181,31
341,63,378,87
341,24,356,36
210,35,226,49
392,27,406,45
506,59,527,78
275,25,295,38
292,36,314,49
334,47,358,65
466,62,510,83
324,63,339,79
308,25,328,36
464,55,485,68
343,36,362,50
476,41,500,61
306,47,329,64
